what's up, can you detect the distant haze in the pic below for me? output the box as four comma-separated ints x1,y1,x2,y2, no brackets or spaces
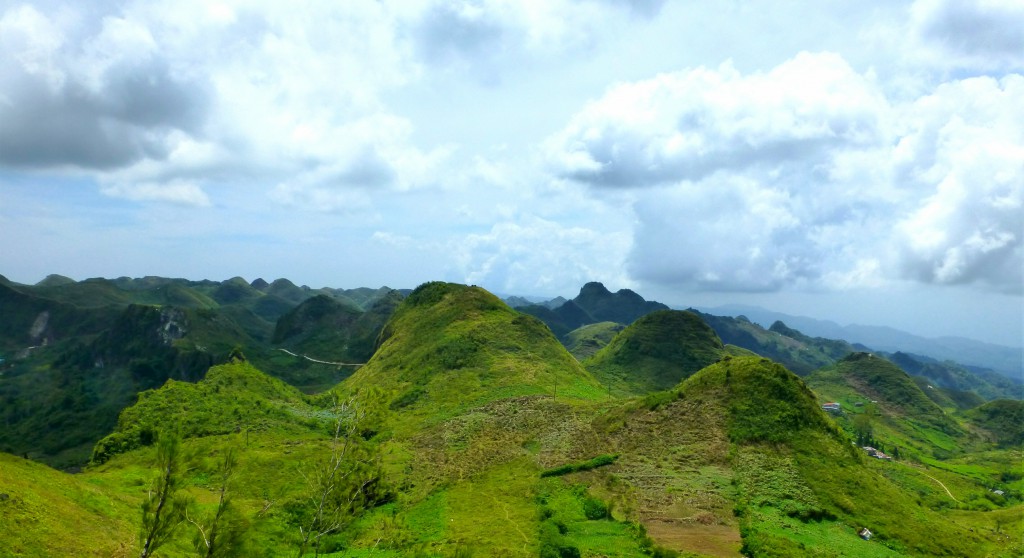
1,1,1021,348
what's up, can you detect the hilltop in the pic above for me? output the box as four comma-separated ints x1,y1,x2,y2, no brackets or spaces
518,282,669,339
338,281,604,421
584,310,724,395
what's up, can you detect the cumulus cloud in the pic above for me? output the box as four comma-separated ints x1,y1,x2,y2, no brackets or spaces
550,51,1022,294
911,0,1024,70
894,75,1023,293
453,216,632,295
546,52,888,187
0,5,210,171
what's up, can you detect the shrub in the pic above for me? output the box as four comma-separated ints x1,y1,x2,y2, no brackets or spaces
583,496,609,520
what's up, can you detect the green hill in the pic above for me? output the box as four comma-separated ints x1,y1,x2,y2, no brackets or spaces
584,310,724,395
694,312,861,375
964,400,1024,448
885,351,1021,401
340,282,604,422
563,321,624,361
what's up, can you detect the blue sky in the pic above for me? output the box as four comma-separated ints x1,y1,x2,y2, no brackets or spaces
0,0,1021,346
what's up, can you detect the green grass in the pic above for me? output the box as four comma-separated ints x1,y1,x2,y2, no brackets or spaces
585,310,723,396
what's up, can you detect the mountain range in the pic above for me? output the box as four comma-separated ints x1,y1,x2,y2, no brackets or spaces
0,275,1020,557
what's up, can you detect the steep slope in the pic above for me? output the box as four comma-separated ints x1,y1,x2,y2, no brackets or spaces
666,357,999,557
266,290,401,390
885,351,1021,401
91,361,321,463
340,282,604,419
805,352,964,462
964,400,1024,448
694,311,863,375
0,304,252,466
563,321,624,360
584,310,724,395
0,452,136,556
573,281,668,324
519,282,670,339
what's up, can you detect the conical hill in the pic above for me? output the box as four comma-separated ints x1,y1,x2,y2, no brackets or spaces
584,309,724,395
340,282,604,417
806,352,960,436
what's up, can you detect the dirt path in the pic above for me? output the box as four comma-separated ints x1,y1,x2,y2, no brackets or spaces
903,463,960,503
920,471,960,503
276,348,365,367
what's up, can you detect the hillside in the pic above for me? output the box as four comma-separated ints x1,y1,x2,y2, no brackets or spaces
584,310,724,395
964,400,1024,448
339,282,605,421
701,304,1023,381
0,276,405,467
693,311,863,375
564,321,624,361
1,279,1021,557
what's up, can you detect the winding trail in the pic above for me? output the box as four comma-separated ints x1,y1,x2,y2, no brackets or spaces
902,462,960,503
276,348,365,367
920,471,960,503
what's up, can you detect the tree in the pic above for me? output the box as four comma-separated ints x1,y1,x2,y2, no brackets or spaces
140,433,190,558
188,448,248,557
296,395,386,557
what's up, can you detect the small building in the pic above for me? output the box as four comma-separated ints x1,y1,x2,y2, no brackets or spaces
822,402,841,413
859,527,872,540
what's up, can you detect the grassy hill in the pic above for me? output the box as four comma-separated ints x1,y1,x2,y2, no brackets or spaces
964,400,1024,448
340,282,605,422
584,310,724,395
2,280,1022,557
564,321,624,361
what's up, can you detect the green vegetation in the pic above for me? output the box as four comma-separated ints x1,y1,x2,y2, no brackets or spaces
585,310,724,396
563,321,624,361
540,454,618,478
0,279,1020,557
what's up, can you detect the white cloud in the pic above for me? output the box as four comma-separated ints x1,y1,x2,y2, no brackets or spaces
546,52,888,187
894,75,1024,293
550,50,1023,294
453,215,632,295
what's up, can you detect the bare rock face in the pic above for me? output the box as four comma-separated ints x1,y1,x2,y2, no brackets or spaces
28,311,50,342
158,308,187,345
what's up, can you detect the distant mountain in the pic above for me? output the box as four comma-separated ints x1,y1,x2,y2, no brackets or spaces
519,281,669,339
884,351,1020,401
701,304,1023,381
691,311,864,376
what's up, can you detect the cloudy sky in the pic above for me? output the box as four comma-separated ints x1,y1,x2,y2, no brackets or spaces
0,0,1021,346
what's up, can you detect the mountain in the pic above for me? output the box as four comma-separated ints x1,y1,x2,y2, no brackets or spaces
693,311,864,375
518,281,669,340
0,275,407,467
964,400,1024,448
884,351,1021,401
805,352,966,462
701,304,1023,381
563,321,624,361
340,281,603,419
0,281,1021,557
584,310,724,395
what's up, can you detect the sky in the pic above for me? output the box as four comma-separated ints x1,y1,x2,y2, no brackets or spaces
0,0,1021,347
